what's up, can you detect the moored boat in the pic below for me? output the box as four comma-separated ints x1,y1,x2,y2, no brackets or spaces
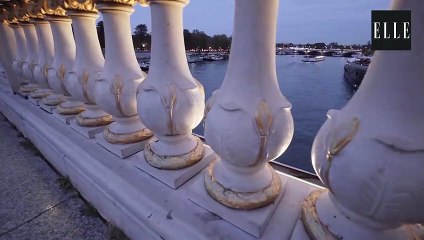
343,57,371,88
203,54,224,61
301,55,325,62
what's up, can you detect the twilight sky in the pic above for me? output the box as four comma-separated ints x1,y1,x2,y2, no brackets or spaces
122,0,391,45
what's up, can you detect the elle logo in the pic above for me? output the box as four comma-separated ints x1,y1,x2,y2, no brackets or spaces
372,10,411,50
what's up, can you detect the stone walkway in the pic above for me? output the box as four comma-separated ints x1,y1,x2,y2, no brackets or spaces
0,114,128,240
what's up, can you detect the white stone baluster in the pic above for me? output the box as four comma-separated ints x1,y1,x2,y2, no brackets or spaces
63,0,113,129
29,1,55,99
10,24,29,91
9,3,35,95
40,2,84,115
20,22,39,90
137,0,205,169
302,0,424,239
10,22,28,86
203,0,294,210
94,0,152,149
0,8,19,93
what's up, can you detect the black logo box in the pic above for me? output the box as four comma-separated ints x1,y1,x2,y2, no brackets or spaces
371,10,411,50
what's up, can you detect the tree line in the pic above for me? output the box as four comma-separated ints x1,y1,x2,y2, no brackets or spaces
276,42,372,50
96,22,231,51
96,22,371,52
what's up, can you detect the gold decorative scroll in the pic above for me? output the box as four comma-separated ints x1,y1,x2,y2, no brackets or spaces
94,0,137,7
138,0,147,7
27,0,45,20
0,8,9,23
1,4,19,24
13,1,31,22
42,0,67,17
60,0,97,13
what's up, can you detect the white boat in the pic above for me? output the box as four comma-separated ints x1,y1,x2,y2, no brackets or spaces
187,54,204,63
203,54,224,61
301,55,325,62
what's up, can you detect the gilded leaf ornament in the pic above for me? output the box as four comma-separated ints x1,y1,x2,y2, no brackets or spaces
79,69,94,104
110,75,125,116
323,117,359,192
254,100,274,165
58,64,71,95
160,84,177,135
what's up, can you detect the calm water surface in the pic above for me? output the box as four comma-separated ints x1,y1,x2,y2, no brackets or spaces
189,55,354,173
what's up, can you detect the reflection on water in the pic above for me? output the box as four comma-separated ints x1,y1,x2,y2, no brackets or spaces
189,55,354,173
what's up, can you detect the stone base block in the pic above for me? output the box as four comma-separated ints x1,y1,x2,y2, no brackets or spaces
290,219,311,240
188,172,287,238
18,92,28,99
28,96,40,106
70,118,106,139
39,102,56,114
128,145,217,189
95,133,148,158
52,110,75,125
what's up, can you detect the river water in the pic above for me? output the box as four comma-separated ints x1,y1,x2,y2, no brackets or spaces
189,55,355,173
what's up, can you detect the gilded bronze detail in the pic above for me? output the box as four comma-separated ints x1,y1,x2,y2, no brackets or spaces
160,84,177,135
103,125,153,144
41,95,66,105
29,89,52,99
204,161,282,210
27,0,45,20
57,64,71,96
42,0,67,17
254,100,273,166
95,0,138,7
301,190,339,240
79,69,94,104
324,117,359,193
60,0,97,13
110,75,125,116
56,103,85,115
144,136,204,170
19,84,38,93
76,113,113,127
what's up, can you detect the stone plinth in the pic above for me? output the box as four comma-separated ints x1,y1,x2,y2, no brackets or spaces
128,146,216,189
95,133,148,158
39,102,56,114
28,96,40,106
188,172,287,238
52,110,75,125
70,119,106,139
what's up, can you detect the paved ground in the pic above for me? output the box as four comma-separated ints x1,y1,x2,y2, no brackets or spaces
0,114,129,240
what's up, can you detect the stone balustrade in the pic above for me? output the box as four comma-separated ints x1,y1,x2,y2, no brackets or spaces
0,0,422,239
